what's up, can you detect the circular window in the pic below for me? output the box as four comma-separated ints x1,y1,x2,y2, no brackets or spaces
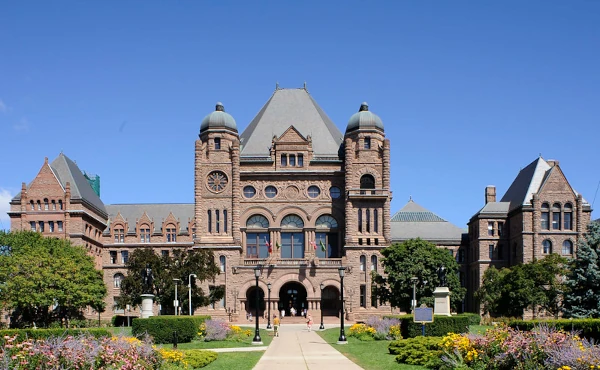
329,186,341,199
207,171,228,192
243,186,256,198
308,185,321,198
265,186,277,198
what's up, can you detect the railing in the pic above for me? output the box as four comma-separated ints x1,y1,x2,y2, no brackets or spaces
241,257,343,267
347,188,389,198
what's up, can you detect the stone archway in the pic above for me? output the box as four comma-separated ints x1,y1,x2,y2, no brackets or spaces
279,282,307,317
246,286,265,317
321,285,340,316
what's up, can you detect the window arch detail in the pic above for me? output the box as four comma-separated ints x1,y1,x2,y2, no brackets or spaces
360,174,375,189
114,273,125,288
542,239,552,254
246,215,269,228
562,240,573,255
360,255,366,271
316,215,338,229
219,255,226,273
281,215,304,228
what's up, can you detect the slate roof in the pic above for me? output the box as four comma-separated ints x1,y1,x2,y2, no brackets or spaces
12,153,107,216
239,88,344,157
104,203,195,234
390,199,465,242
478,202,510,214
500,157,551,211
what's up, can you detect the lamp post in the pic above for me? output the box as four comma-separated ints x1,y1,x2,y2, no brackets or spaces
337,267,347,344
173,278,181,316
411,276,419,313
188,273,197,316
266,282,272,329
319,282,325,330
252,266,262,344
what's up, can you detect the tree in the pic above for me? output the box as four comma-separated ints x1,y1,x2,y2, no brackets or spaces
375,238,466,312
563,222,600,318
476,254,568,318
0,231,107,328
118,248,222,315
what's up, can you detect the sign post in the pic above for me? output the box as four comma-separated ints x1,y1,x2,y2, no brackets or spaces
413,306,434,336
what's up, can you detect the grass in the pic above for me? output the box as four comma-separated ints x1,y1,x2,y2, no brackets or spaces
317,328,425,370
203,351,264,370
469,325,494,335
108,326,133,337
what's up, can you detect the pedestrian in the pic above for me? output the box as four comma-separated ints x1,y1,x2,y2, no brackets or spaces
306,313,313,332
248,312,253,322
281,309,285,320
273,314,280,337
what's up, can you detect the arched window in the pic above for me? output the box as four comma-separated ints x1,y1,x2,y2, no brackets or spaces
360,174,375,189
316,215,339,259
114,273,125,288
371,255,377,272
542,240,552,254
58,200,63,210
374,209,378,233
246,215,269,228
43,198,49,210
552,203,561,230
37,200,41,210
360,255,366,271
564,203,573,230
219,255,226,273
541,203,550,230
281,215,304,259
30,200,34,210
208,210,212,233
562,240,573,255
51,200,56,210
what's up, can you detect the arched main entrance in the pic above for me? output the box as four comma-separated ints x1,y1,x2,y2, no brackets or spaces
246,286,265,316
279,282,307,317
321,285,340,317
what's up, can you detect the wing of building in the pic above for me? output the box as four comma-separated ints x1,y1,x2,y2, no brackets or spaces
7,87,593,321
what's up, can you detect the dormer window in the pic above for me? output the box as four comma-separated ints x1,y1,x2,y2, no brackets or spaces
281,154,287,167
214,138,221,150
298,154,304,167
289,154,296,166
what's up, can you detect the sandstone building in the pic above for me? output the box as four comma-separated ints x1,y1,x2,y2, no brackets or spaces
7,87,591,320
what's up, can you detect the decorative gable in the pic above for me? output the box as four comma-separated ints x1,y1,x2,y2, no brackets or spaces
26,159,65,200
276,126,308,144
537,165,577,199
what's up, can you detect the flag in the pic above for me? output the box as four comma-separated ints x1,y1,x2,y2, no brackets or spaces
265,238,272,254
320,240,326,252
276,241,281,249
310,241,317,250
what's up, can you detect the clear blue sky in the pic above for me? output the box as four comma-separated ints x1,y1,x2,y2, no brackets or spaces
1,1,599,230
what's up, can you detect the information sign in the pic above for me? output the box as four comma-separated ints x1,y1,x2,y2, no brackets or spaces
413,307,434,323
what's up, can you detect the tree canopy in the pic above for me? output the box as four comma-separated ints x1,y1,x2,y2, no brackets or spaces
375,238,466,312
0,231,107,328
117,248,222,315
563,221,600,318
476,254,568,318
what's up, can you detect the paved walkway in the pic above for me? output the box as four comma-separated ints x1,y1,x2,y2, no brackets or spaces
252,324,363,370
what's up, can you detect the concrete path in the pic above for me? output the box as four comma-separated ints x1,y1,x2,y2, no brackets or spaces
252,324,363,370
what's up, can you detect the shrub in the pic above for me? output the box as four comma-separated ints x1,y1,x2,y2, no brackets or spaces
133,316,203,344
182,349,218,368
364,316,401,340
202,319,231,341
509,318,600,342
388,336,443,368
348,323,376,341
460,313,481,326
385,314,470,338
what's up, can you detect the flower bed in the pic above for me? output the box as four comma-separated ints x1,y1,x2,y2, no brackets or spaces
198,319,252,342
348,316,402,341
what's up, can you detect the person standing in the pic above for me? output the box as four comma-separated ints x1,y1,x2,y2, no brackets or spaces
273,314,280,337
306,313,313,332
281,309,285,320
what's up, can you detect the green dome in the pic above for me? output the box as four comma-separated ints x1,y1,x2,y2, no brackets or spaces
200,102,237,133
346,102,384,133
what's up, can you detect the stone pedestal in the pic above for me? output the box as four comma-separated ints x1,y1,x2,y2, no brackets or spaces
140,294,155,318
433,287,451,316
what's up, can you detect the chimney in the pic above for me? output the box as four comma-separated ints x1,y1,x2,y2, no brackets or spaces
547,159,559,167
485,186,496,204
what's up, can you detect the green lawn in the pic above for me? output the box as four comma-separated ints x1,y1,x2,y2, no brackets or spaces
317,328,425,370
469,325,493,335
108,326,133,337
203,351,264,370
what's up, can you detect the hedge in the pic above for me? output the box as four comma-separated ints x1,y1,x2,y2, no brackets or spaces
385,314,471,338
132,315,210,344
509,318,600,341
0,328,111,345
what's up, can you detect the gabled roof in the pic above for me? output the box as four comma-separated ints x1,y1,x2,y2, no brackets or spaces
239,88,343,157
104,203,194,233
390,199,465,242
500,157,551,211
12,153,106,216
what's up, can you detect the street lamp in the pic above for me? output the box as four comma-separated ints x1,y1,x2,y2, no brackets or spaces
266,282,272,329
411,276,419,313
188,273,197,316
337,267,347,344
319,282,325,330
252,266,262,344
173,278,181,316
